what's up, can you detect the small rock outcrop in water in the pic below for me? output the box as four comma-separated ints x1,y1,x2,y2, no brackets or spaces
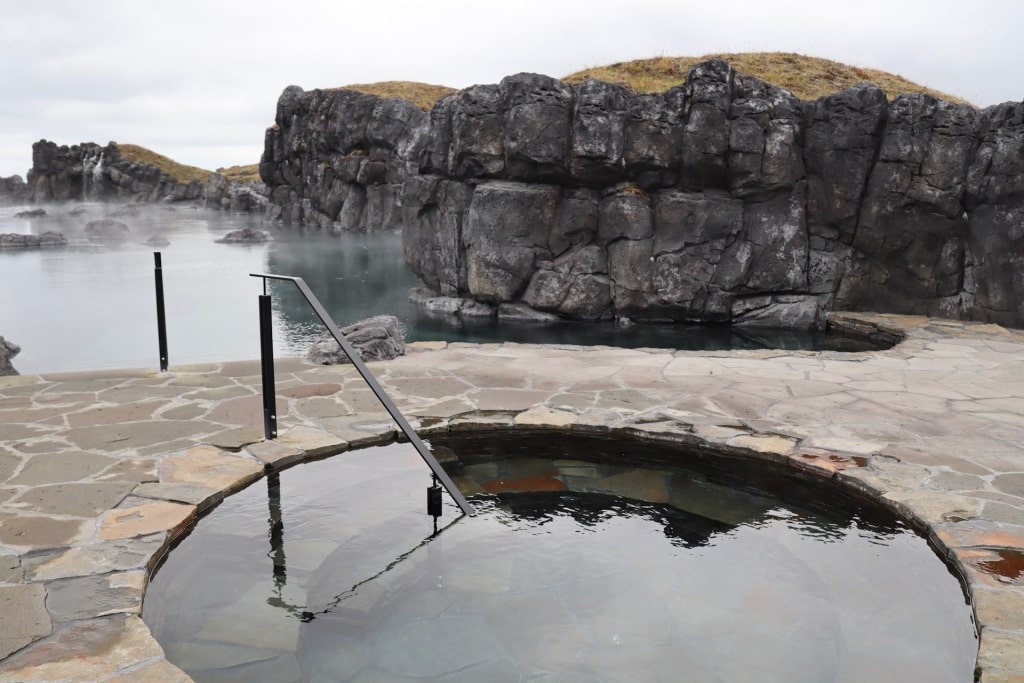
84,219,129,242
306,315,406,365
261,61,1024,329
14,209,46,218
0,336,20,376
0,175,29,206
216,228,269,244
144,234,170,247
0,232,68,249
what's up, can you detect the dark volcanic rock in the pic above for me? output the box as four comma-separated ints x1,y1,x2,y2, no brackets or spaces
307,315,405,364
14,209,46,218
84,219,129,242
0,336,20,376
0,232,68,249
20,140,267,212
216,228,269,244
0,175,29,205
261,61,1024,329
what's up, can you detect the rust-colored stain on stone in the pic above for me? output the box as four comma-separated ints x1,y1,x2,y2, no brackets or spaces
977,549,1024,585
481,474,567,493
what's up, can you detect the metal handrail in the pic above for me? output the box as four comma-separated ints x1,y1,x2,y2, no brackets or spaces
250,273,475,517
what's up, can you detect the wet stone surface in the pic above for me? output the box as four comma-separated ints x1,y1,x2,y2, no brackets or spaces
0,313,1023,679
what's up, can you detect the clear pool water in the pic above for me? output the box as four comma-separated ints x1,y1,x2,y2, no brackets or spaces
142,434,976,683
1,203,877,374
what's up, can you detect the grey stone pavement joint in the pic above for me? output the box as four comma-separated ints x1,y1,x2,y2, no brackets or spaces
1,312,1024,680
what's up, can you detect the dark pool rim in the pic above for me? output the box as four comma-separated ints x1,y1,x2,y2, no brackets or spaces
144,421,979,676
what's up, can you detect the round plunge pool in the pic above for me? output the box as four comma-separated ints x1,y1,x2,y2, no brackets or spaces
142,432,977,682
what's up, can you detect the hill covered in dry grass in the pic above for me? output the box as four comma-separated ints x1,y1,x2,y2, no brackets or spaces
561,52,969,104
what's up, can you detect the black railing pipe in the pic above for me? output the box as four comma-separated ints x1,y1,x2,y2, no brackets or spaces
153,252,169,372
250,273,475,517
258,292,278,440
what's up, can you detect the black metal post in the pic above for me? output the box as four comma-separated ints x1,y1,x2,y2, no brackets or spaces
153,252,169,372
250,273,475,516
259,294,278,439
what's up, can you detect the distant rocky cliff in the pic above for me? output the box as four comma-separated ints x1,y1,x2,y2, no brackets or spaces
262,60,1024,328
2,141,267,213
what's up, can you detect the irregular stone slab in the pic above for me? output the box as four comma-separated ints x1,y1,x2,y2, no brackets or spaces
0,424,48,441
514,406,577,428
726,433,798,457
205,394,284,426
66,400,171,428
993,473,1024,497
159,444,263,493
974,588,1024,631
9,482,134,517
46,572,145,622
883,490,984,526
0,615,162,681
315,417,396,448
24,534,165,581
94,458,158,484
977,627,1024,675
62,420,213,452
205,425,265,450
274,425,350,457
98,501,195,541
132,482,221,508
470,389,553,411
983,502,1024,527
406,397,476,419
293,395,352,419
278,382,342,399
160,403,207,420
0,553,21,583
9,452,117,486
9,439,74,455
0,516,91,552
0,451,20,482
105,657,192,683
0,584,50,659
245,440,306,470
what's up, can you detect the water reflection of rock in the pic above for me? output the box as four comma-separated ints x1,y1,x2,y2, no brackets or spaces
263,232,419,348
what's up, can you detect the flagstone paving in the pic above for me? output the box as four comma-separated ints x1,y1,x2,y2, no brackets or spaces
1,313,1024,680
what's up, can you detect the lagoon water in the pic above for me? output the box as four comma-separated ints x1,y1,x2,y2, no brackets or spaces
1,203,872,374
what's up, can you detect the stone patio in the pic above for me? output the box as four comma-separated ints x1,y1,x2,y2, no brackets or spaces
1,312,1023,681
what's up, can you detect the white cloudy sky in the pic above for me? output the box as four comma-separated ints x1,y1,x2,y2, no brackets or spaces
1,0,1021,178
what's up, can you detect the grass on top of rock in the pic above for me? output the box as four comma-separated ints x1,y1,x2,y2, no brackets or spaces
117,144,214,184
216,164,261,183
562,52,971,105
337,81,458,111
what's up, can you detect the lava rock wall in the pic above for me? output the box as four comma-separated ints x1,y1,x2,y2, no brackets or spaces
261,60,1024,328
22,141,268,213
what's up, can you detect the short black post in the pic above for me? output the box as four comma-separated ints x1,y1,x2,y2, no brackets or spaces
153,252,169,372
259,293,278,440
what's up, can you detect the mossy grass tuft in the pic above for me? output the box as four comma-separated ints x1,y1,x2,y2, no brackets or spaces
336,81,457,111
562,52,971,105
117,144,213,184
216,163,261,183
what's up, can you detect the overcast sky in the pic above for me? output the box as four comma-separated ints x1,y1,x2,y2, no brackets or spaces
1,0,1021,178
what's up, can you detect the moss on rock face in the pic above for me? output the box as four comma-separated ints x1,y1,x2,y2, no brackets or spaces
562,52,971,105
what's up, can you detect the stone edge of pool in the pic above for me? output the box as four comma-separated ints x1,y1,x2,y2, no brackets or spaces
0,311,1022,681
